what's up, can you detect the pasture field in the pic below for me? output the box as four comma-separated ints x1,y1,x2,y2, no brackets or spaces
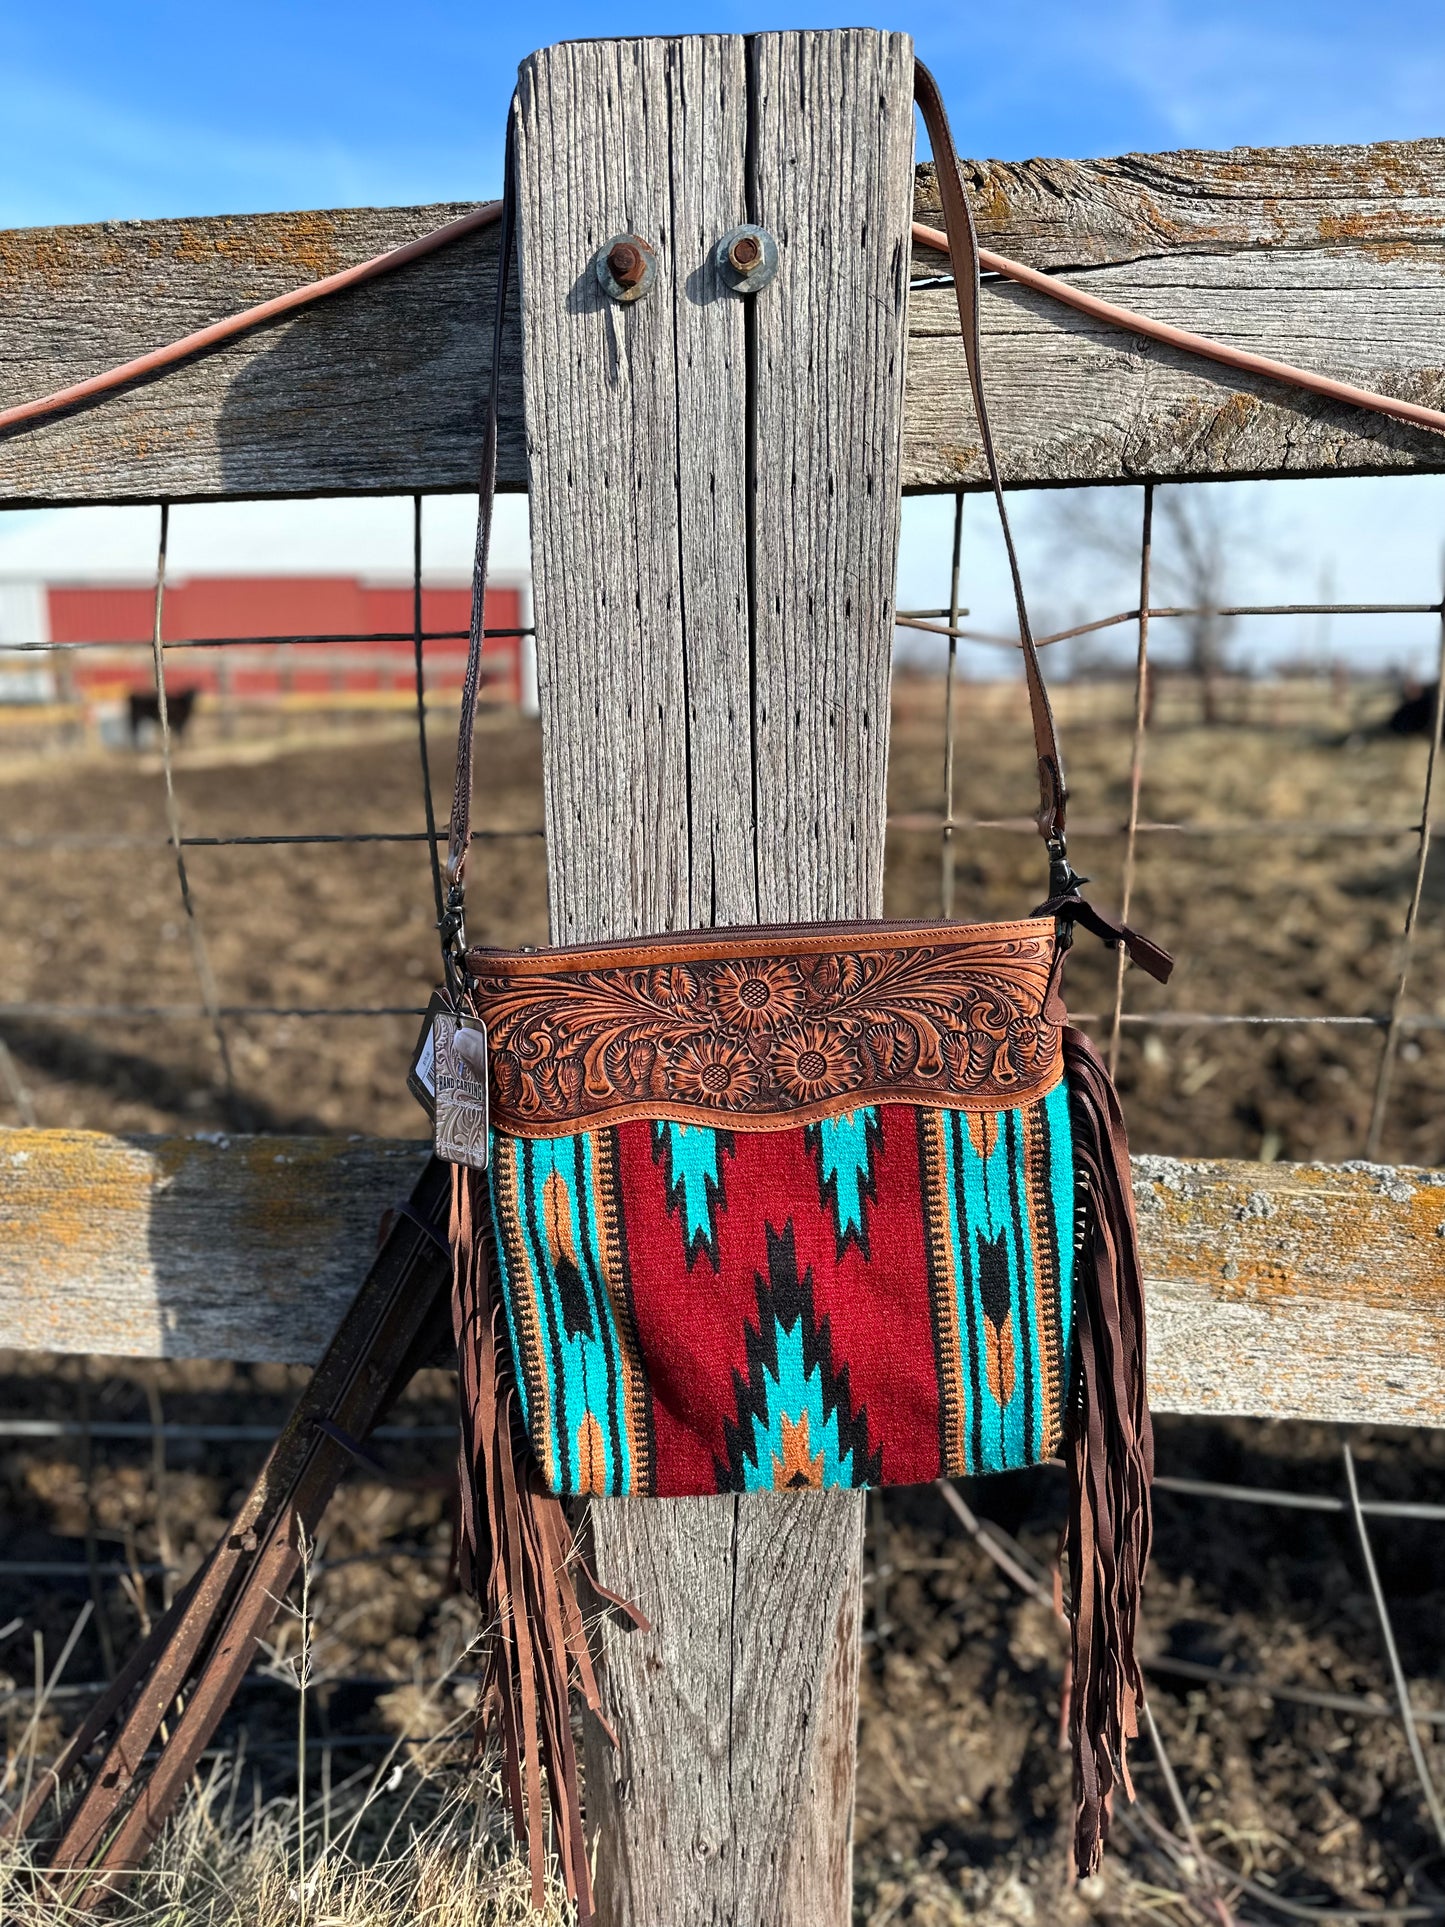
2,678,1442,1923
2,674,1440,1161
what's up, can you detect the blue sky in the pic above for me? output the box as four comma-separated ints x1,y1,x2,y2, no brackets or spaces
4,0,1444,228
3,2,1443,674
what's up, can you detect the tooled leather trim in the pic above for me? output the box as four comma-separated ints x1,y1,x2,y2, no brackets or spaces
468,922,1064,1136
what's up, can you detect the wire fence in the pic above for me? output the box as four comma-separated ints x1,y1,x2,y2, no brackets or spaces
0,492,541,1122
4,1378,1444,1922
2,481,1441,1162
900,483,1445,1161
2,479,1444,1921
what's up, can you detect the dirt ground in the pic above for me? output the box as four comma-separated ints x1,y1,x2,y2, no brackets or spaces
2,674,1440,1160
2,679,1443,1922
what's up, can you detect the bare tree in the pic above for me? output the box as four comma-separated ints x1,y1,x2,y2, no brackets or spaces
1157,488,1233,724
1042,482,1271,725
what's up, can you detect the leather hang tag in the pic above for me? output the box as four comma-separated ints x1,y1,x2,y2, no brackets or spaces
432,1013,490,1169
407,988,453,1117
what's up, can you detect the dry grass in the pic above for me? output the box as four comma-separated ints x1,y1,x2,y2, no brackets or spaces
2,1766,560,1927
0,1563,559,1927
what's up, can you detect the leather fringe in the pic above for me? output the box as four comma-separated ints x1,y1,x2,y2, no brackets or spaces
451,1161,635,1926
1061,1026,1155,1877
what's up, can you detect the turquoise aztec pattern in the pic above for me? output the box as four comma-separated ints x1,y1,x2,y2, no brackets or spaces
486,1083,1076,1498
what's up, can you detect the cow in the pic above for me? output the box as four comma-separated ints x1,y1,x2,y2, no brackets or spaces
128,687,199,744
1387,681,1440,737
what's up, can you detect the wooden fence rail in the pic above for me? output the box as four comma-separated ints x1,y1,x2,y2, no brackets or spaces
4,140,1445,503
3,1129,1443,1427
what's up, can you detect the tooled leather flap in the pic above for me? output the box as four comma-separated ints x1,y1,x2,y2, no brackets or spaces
466,917,1064,1137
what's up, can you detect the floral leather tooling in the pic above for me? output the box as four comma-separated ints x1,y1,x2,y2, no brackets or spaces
470,919,1063,1131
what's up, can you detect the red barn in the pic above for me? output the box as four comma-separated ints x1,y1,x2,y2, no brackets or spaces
0,500,534,720
50,577,525,708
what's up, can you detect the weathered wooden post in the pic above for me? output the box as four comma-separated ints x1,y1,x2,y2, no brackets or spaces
512,29,914,1922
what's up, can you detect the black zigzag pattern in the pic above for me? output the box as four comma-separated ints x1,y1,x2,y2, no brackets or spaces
650,1123,734,1271
714,1222,883,1491
802,1108,883,1262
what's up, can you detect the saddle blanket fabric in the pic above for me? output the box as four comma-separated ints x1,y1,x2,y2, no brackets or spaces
486,1083,1076,1498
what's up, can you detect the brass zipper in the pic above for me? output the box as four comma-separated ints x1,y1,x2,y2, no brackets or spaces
468,912,1053,967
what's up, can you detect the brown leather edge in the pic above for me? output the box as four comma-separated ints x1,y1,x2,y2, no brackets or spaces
488,1047,1066,1140
468,915,1058,978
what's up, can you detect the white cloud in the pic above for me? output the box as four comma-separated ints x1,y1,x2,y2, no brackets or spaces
0,63,503,227
908,0,1445,153
1061,0,1445,147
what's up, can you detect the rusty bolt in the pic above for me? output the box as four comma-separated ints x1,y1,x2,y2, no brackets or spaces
595,232,657,303
607,241,647,288
727,233,763,273
715,223,778,295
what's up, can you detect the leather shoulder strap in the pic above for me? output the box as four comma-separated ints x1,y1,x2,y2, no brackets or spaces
445,67,1069,980
912,60,1066,855
442,105,516,985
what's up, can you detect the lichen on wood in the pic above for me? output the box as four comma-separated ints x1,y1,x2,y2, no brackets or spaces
6,136,1445,503
2,1130,1441,1426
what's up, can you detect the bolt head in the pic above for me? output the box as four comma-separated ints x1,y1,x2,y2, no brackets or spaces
607,241,646,288
715,224,779,295
596,233,657,303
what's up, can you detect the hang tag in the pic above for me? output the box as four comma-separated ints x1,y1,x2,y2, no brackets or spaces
432,1012,490,1170
407,989,453,1118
